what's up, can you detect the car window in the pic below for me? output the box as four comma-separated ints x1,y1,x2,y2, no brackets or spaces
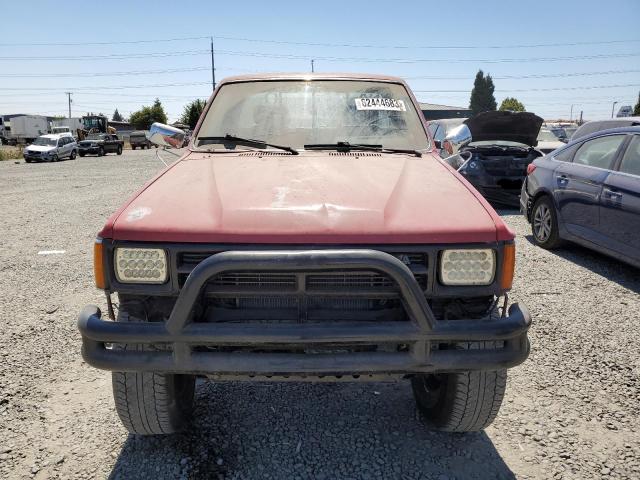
429,123,446,142
57,139,63,146
553,143,579,162
619,135,640,176
572,135,625,170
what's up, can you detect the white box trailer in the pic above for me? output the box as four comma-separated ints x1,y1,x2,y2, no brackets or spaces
7,115,49,144
52,117,83,136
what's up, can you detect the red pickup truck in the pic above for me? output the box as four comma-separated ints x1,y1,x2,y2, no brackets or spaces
78,73,531,436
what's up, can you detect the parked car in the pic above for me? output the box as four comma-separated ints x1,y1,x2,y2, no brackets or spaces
441,111,544,207
77,133,123,157
23,133,77,163
571,117,640,141
521,126,640,268
129,130,154,150
536,128,566,154
77,73,531,436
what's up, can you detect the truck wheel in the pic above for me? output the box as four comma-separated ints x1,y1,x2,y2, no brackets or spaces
531,196,563,249
112,343,195,435
411,343,507,432
117,145,123,155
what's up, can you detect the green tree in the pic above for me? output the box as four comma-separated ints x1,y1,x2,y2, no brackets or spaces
179,99,206,129
499,97,526,112
634,91,640,116
128,98,168,130
112,109,123,122
469,70,497,116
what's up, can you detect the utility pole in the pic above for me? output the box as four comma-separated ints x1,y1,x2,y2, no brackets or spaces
611,101,618,118
570,104,574,122
311,59,314,73
210,37,216,90
65,92,72,118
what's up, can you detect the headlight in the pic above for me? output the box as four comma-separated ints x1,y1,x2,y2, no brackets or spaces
440,249,495,285
114,248,167,284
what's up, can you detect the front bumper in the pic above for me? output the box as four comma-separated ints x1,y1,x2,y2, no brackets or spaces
78,250,531,376
79,146,100,154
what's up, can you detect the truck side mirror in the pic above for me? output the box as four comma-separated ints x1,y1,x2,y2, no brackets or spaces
148,123,185,149
442,124,472,156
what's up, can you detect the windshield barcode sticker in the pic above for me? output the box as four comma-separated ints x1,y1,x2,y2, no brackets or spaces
355,98,406,111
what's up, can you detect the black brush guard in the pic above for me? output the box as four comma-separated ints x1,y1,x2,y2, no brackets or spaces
78,250,531,376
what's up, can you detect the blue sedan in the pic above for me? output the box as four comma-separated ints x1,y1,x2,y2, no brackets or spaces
521,126,640,268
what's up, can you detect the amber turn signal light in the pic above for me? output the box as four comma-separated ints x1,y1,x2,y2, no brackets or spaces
500,243,516,291
94,240,106,289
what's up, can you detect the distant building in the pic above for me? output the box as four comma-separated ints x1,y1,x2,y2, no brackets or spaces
419,103,472,121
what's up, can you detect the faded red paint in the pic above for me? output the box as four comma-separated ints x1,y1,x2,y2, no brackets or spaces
100,151,513,244
99,73,514,245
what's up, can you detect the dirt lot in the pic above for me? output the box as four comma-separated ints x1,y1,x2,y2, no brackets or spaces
0,150,638,479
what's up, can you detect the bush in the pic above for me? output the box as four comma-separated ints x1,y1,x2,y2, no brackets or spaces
0,146,23,161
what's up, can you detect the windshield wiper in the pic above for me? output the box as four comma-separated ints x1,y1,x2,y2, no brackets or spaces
198,134,298,155
304,141,421,157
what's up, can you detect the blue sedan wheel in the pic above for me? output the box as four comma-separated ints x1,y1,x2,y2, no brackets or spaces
531,197,563,249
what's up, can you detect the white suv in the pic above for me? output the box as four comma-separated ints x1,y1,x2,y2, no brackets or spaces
24,133,78,163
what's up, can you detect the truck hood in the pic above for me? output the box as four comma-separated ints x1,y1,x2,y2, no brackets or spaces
102,152,508,244
465,111,544,146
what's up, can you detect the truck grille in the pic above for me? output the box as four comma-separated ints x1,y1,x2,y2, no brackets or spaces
177,249,428,323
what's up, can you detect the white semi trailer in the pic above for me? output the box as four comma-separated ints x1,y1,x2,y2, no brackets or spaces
5,115,49,144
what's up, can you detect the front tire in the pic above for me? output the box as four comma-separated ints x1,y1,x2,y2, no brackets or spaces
79,152,85,157
112,343,195,435
411,343,507,432
531,196,563,249
98,147,105,157
117,145,123,155
70,149,77,160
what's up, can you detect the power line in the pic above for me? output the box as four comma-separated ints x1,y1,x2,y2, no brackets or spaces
0,81,211,91
0,35,210,47
413,83,640,93
2,49,638,63
211,49,640,64
0,67,211,78
2,67,636,80
0,50,209,61
214,35,640,50
2,34,637,49
405,69,640,80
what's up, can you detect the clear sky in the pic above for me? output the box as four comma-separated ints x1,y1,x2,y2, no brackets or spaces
1,0,639,122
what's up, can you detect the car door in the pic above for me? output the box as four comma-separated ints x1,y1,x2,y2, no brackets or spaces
553,134,627,243
56,138,65,157
62,137,72,157
598,134,640,259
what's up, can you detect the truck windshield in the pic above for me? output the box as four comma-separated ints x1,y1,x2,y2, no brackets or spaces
195,80,430,151
32,137,56,146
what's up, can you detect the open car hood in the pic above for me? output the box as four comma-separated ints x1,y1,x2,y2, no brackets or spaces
464,111,544,146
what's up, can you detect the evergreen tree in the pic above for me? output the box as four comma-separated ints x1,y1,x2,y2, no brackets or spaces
469,70,497,115
112,109,123,122
179,99,206,129
633,91,640,116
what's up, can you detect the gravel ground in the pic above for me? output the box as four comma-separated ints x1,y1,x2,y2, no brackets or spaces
0,150,638,479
